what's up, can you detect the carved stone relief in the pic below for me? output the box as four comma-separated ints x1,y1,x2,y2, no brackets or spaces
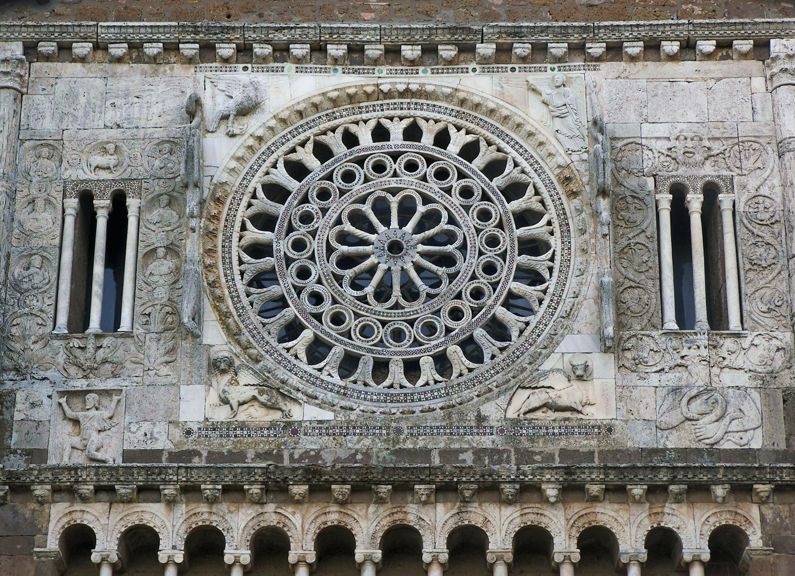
205,76,264,136
528,73,588,162
49,390,125,464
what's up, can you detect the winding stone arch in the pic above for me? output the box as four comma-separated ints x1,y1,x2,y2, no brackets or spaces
698,508,763,548
631,508,695,550
239,508,302,551
438,509,498,549
174,509,237,550
367,507,435,550
108,509,172,550
566,508,629,550
303,507,366,550
48,508,107,549
502,507,566,550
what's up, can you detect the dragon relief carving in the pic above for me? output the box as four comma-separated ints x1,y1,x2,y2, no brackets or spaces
206,349,299,421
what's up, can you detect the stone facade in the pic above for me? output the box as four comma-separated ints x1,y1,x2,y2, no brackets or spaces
0,18,795,576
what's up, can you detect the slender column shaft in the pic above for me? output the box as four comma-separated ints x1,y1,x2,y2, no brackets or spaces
492,560,508,576
718,194,742,330
163,560,178,576
98,560,114,576
686,194,709,330
360,559,377,576
294,561,310,576
118,198,140,332
688,560,705,576
86,199,111,333
54,199,79,332
656,194,678,329
559,559,575,576
627,560,642,576
229,562,244,576
427,560,445,576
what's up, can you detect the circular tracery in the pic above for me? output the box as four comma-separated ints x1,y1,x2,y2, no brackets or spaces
212,95,578,406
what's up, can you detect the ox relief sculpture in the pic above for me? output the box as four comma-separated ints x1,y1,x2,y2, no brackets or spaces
50,391,124,464
206,349,300,421
506,357,615,419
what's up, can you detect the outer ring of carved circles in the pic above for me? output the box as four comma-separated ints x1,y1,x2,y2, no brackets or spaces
205,85,586,410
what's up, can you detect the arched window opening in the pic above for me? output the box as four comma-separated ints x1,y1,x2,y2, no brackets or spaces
644,527,684,575
707,525,749,576
512,526,555,575
669,183,696,330
119,525,160,576
314,526,357,576
446,525,490,576
66,191,96,333
100,192,128,332
184,526,226,576
379,525,424,576
702,182,729,330
250,526,292,576
59,523,96,576
576,526,620,575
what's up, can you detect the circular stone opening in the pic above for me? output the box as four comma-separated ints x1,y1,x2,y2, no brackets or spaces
330,311,347,327
386,239,405,256
315,188,331,202
434,167,451,181
483,262,498,276
405,160,420,173
459,185,475,199
390,327,407,343
296,265,313,281
292,238,308,252
449,306,465,322
341,168,357,184
372,161,388,173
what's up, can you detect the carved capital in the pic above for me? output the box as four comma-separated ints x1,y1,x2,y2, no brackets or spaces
552,550,580,566
93,199,112,216
486,549,513,565
541,483,562,504
685,193,704,214
126,197,142,215
91,550,120,566
223,551,252,566
288,551,317,566
289,484,309,503
710,484,731,504
681,548,710,564
0,50,27,93
655,193,673,211
158,550,185,565
767,39,795,90
63,198,80,217
619,550,648,565
355,549,383,566
500,482,520,504
201,484,222,503
422,549,449,569
372,484,392,504
33,548,64,572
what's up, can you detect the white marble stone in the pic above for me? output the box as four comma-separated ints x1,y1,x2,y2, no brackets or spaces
647,81,708,123
179,385,205,421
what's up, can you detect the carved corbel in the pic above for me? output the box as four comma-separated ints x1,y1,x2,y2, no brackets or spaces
143,43,164,64
585,484,605,502
619,550,648,565
91,550,121,570
414,484,435,504
288,550,317,567
623,41,644,62
37,42,58,62
458,483,478,504
500,483,520,504
585,42,606,62
71,42,93,62
401,45,422,66
364,44,385,66
201,484,222,503
695,40,718,60
160,484,180,503
372,484,392,504
660,41,680,61
710,484,731,504
475,43,496,65
327,44,349,66
486,549,514,567
74,483,95,502
331,484,351,504
289,484,309,503
224,551,252,567
752,484,774,503
244,484,266,504
179,43,200,64
627,484,648,503
680,548,710,569
289,44,311,64
31,484,52,505
438,44,459,65
355,549,383,569
552,550,580,566
107,43,129,62
253,44,273,64
512,43,532,63
115,484,137,503
667,484,687,504
422,549,449,571
546,43,568,63
215,43,237,63
541,483,562,504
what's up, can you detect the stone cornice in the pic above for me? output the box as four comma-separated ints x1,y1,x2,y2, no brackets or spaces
0,19,793,48
2,463,795,487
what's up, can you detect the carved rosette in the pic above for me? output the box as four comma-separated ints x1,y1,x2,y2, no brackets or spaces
203,83,587,411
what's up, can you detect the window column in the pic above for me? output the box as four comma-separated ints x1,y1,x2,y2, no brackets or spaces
655,193,678,329
288,551,316,576
158,551,183,576
224,551,251,576
90,551,119,576
683,550,709,576
356,550,382,576
718,194,742,330
487,550,513,576
118,197,141,332
553,550,580,576
685,194,710,331
54,198,79,333
86,199,111,333
422,550,448,576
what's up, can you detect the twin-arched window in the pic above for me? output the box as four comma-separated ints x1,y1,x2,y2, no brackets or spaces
55,180,141,334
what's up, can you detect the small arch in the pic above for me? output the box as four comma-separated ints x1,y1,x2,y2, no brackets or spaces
379,525,425,576
239,509,301,552
184,525,226,576
698,509,762,548
446,525,490,576
707,525,750,575
49,508,106,550
108,509,171,551
668,181,696,329
100,191,129,332
59,523,97,576
314,525,357,576
67,191,98,332
502,507,566,550
512,525,556,575
576,526,620,575
303,508,365,550
250,526,292,575
368,507,434,550
118,524,160,576
631,508,695,550
438,510,497,549
174,510,236,550
567,509,628,550
644,527,684,576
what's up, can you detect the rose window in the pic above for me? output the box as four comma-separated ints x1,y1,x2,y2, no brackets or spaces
211,95,576,406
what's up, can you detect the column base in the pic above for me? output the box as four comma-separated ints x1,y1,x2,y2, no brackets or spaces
85,327,103,334
663,322,679,330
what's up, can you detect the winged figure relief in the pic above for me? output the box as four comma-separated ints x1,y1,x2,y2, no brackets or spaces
506,369,594,418
206,77,263,136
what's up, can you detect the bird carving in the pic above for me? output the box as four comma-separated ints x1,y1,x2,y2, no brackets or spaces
206,77,262,136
